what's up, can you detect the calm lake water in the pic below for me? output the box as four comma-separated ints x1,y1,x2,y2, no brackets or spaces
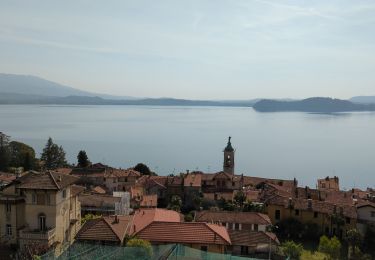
1,105,374,189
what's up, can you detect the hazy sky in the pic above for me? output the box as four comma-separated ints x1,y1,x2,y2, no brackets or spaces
1,0,375,99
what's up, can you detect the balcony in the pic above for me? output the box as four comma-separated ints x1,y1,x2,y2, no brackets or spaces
19,227,56,244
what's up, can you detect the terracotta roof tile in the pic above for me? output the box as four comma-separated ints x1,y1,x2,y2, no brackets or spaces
79,193,120,208
229,230,280,246
0,173,16,183
71,185,86,197
104,168,141,178
131,208,182,233
137,222,231,245
17,171,78,190
195,211,271,225
76,215,132,243
91,186,106,194
184,173,202,187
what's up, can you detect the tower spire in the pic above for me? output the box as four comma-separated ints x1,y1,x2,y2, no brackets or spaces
223,136,235,175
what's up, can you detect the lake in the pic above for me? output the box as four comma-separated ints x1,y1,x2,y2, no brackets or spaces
1,105,374,189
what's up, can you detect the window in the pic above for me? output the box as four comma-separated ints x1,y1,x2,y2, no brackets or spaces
113,178,117,183
37,194,45,205
254,224,258,231
200,246,208,252
314,212,318,218
39,214,46,231
46,194,51,205
295,209,299,216
371,211,375,218
275,210,281,220
346,217,350,224
125,178,128,182
5,203,11,213
235,223,240,230
6,224,12,236
32,193,36,204
62,189,66,198
241,246,249,255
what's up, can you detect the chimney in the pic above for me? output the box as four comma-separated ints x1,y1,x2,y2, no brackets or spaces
114,215,119,223
307,199,312,210
288,197,293,208
58,175,62,182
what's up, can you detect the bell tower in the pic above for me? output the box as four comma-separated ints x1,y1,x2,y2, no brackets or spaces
223,136,235,175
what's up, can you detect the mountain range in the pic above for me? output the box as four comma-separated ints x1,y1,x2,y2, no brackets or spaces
0,73,375,110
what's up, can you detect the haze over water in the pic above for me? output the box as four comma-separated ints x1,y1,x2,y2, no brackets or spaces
1,105,374,189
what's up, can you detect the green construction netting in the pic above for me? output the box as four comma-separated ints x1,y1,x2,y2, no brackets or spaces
40,242,261,260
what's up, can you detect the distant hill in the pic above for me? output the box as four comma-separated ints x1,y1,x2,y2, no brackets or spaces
0,73,257,107
0,73,137,100
253,97,375,113
0,92,255,107
350,96,375,104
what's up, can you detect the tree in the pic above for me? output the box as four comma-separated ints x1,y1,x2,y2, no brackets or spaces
281,241,303,260
9,141,36,170
276,218,304,240
134,163,152,175
40,137,66,169
168,195,182,212
363,225,375,256
318,235,341,260
126,238,152,259
81,213,101,225
233,190,246,209
346,229,362,260
77,150,90,167
0,132,10,171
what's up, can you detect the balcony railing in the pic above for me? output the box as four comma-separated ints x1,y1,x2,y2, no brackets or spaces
19,227,56,242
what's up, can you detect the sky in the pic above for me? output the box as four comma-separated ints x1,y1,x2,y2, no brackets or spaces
0,0,375,100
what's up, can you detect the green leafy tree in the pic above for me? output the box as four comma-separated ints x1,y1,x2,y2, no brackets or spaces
81,213,101,225
168,195,182,212
0,132,10,171
126,238,152,259
134,163,152,175
318,235,341,260
243,201,265,213
281,241,303,260
77,150,90,167
233,190,246,209
346,229,362,260
9,141,36,170
40,137,67,169
184,212,194,222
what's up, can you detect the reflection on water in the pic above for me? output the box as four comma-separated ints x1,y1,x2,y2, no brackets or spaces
1,105,374,189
